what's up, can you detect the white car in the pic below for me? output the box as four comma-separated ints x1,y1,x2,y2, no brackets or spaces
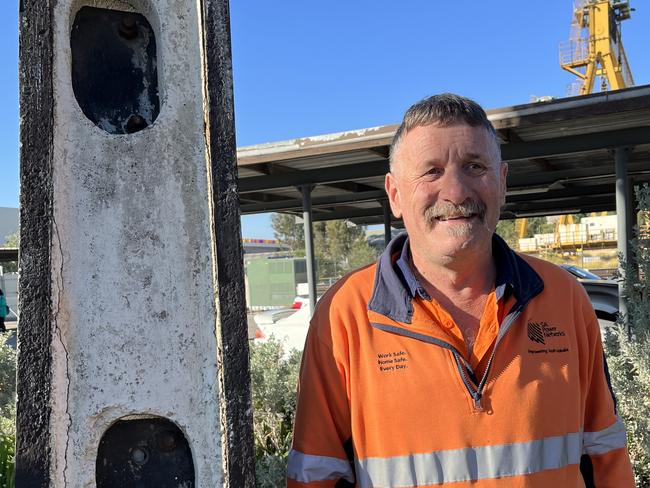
253,296,313,353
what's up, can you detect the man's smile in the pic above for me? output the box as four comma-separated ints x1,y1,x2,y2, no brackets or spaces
425,200,486,226
435,213,478,222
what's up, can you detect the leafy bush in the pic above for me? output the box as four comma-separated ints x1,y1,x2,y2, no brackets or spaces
604,184,650,486
249,338,301,488
0,434,14,488
0,336,16,488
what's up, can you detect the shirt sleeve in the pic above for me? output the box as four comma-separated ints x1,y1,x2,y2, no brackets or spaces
287,312,354,488
580,300,635,487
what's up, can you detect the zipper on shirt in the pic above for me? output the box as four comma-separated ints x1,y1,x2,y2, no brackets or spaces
371,322,487,410
468,306,523,411
371,305,524,412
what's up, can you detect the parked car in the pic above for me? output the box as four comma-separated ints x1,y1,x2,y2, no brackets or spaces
254,305,311,354
290,295,309,310
559,264,605,281
253,307,298,326
560,265,618,324
253,295,317,353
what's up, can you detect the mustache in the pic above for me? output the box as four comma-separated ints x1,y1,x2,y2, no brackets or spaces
424,199,487,223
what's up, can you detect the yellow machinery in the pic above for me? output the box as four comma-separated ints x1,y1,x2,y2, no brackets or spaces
560,0,634,95
516,218,528,240
554,214,576,247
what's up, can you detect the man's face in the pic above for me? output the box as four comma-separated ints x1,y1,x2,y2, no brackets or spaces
385,123,508,265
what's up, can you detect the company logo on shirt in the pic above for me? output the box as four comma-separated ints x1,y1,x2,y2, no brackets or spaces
527,321,569,355
527,321,566,345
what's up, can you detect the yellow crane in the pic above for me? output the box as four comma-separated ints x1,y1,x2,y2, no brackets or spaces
555,214,577,247
516,218,528,240
560,0,634,95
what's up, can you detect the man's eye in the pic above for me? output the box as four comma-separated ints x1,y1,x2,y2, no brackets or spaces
424,168,443,177
467,163,487,175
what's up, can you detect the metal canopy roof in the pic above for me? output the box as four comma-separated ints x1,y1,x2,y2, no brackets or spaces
0,248,18,261
237,85,650,225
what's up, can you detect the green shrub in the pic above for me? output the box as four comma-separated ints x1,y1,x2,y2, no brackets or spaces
0,434,14,488
249,338,301,488
604,184,650,486
0,336,16,488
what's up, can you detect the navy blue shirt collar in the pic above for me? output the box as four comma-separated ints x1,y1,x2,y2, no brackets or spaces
395,237,431,300
369,232,543,324
395,235,514,302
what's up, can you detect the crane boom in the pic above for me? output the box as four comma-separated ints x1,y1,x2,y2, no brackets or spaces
560,0,634,95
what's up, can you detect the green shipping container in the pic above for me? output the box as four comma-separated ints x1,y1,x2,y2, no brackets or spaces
246,258,307,308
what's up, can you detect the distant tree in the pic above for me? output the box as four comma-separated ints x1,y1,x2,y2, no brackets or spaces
325,220,349,276
313,221,333,278
527,217,554,236
496,219,517,248
271,213,304,255
347,235,378,271
2,234,18,248
322,220,378,276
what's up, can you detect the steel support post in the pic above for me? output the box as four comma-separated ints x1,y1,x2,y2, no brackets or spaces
301,185,317,315
615,147,631,333
627,176,637,269
382,200,392,248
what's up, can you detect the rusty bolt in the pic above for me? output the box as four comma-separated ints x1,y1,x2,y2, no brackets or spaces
119,16,138,40
125,114,148,134
130,447,149,465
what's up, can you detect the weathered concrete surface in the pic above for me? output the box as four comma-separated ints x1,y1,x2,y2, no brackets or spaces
49,0,223,485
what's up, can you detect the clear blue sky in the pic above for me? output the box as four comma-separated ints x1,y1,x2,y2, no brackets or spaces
1,1,649,238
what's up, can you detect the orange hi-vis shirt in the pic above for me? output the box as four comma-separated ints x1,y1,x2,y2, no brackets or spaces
288,234,634,488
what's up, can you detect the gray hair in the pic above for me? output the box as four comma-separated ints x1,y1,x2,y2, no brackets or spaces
389,93,500,169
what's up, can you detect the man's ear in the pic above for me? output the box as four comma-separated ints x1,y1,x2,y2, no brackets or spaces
385,172,403,219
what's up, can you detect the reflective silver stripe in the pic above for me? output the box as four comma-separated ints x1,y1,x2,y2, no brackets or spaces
287,449,355,483
583,417,628,456
356,432,582,487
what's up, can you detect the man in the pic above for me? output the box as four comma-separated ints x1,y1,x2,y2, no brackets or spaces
287,94,634,487
0,288,6,332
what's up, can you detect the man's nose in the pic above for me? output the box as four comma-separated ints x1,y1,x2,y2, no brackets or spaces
438,167,472,204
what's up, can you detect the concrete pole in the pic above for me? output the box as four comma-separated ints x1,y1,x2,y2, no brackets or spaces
615,147,630,333
17,1,254,486
301,185,317,315
382,200,392,248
